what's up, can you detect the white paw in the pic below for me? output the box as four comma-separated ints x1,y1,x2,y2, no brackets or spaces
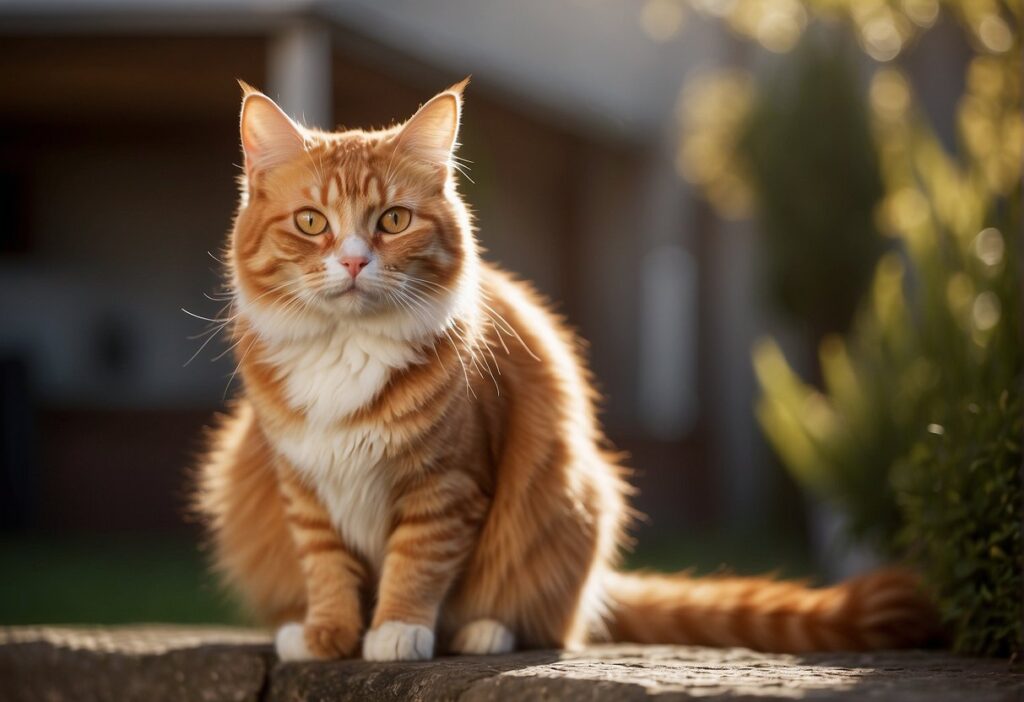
451,619,516,655
362,621,435,661
275,622,314,662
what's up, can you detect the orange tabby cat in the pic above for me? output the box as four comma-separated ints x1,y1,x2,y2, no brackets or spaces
195,80,937,661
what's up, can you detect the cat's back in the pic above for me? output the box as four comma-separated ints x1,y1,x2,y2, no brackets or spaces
477,261,596,409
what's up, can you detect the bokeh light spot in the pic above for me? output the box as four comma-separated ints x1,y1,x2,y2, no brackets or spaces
862,16,904,62
977,14,1012,54
972,291,1001,331
870,68,911,120
755,3,806,53
641,0,686,42
901,0,939,28
886,187,929,232
973,227,1004,267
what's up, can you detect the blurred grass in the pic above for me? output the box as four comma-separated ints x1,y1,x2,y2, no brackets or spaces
627,527,815,581
0,533,243,625
1,529,813,625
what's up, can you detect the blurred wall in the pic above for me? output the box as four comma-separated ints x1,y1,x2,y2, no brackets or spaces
0,35,267,529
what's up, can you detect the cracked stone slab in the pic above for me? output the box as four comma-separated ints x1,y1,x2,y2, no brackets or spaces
2,626,1022,701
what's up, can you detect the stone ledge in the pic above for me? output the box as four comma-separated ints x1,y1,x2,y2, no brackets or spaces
1,626,1021,701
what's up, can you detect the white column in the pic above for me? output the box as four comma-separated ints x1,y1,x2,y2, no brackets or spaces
636,133,699,440
267,19,333,129
707,215,767,521
636,168,698,440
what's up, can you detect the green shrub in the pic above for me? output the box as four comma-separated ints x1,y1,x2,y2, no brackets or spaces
894,389,1022,656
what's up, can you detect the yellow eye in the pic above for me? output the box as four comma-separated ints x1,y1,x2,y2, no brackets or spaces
294,209,328,235
378,206,412,235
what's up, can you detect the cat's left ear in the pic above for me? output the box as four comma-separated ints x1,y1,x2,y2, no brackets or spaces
397,77,469,167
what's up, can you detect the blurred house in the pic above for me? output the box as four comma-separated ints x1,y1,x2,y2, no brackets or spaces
0,1,778,541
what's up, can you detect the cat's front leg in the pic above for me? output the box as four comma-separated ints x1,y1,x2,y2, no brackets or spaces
363,469,487,661
275,463,366,661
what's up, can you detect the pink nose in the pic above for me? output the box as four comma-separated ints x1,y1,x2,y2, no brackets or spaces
340,256,369,279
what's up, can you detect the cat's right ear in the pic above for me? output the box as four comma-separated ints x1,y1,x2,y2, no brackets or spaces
239,83,305,177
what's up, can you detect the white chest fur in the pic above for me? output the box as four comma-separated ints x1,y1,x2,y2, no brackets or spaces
272,328,417,425
266,327,420,569
276,421,394,570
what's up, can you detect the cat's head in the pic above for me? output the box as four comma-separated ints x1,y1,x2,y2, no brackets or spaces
231,80,476,341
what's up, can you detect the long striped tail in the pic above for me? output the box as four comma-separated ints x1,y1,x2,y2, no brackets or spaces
603,567,939,652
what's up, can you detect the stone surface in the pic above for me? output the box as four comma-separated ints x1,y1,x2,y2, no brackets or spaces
0,627,271,702
1,626,1022,701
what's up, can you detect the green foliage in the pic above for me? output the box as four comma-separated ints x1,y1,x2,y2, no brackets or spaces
751,40,1022,655
893,390,1022,657
740,32,886,338
681,1,1022,658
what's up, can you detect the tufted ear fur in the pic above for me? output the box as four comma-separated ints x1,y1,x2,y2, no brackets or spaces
397,77,469,167
238,82,306,177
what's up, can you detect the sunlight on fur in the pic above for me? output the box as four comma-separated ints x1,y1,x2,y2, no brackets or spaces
194,80,938,662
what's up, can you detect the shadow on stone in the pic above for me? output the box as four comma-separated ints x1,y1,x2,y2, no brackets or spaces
0,638,272,702
271,650,566,701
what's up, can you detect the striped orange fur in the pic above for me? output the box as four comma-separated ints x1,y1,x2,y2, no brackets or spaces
194,80,938,661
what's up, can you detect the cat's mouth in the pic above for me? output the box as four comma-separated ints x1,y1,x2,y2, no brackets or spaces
323,284,359,299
